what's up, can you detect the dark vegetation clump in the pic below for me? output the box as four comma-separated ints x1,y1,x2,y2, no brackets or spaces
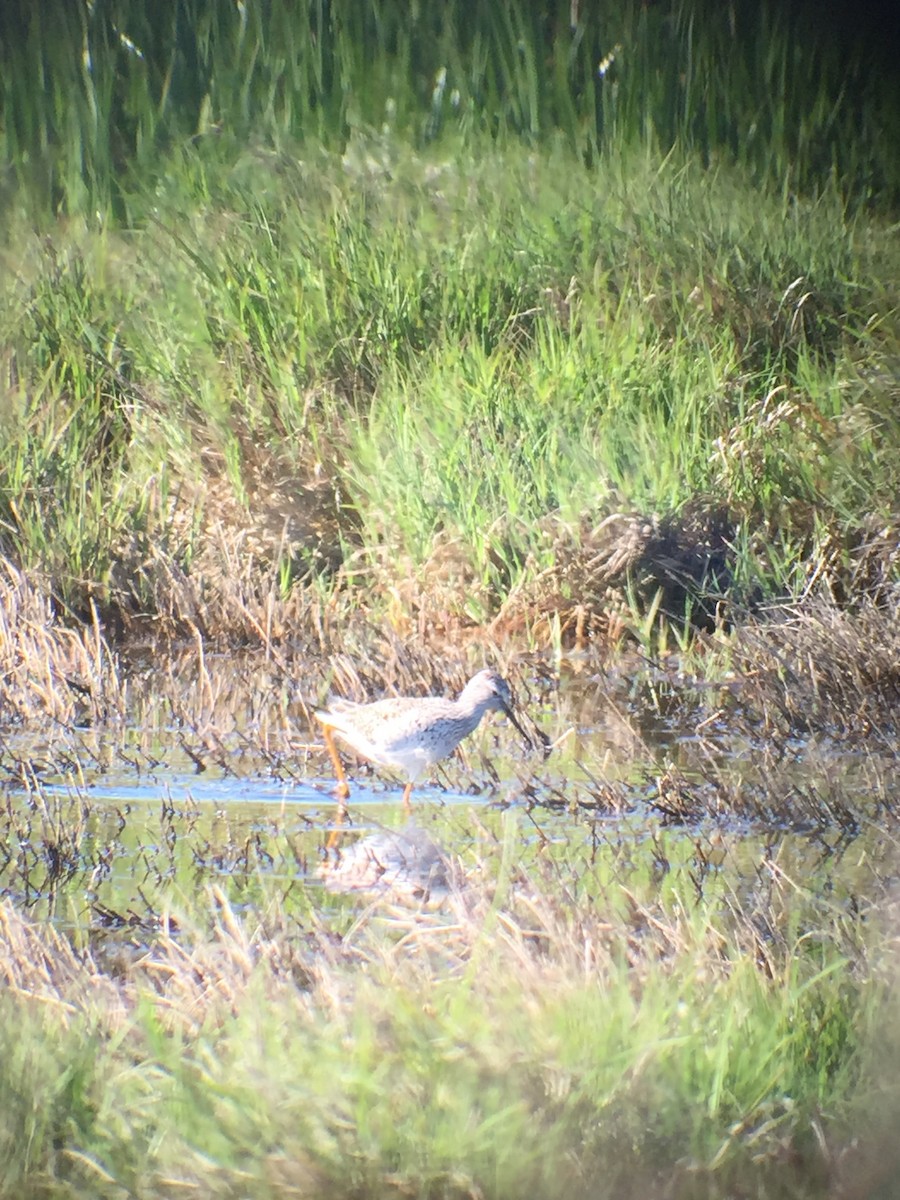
732,595,900,741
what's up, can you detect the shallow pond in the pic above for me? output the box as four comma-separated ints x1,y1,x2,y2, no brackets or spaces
0,649,896,942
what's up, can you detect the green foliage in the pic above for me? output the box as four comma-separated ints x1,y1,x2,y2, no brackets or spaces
335,150,898,603
0,3,898,623
0,1000,105,1197
0,134,897,618
1,0,897,216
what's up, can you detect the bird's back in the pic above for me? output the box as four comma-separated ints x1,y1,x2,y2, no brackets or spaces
317,695,461,777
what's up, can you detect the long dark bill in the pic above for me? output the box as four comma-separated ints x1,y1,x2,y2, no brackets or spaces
501,700,552,759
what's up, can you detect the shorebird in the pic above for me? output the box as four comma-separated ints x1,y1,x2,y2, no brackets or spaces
316,668,534,809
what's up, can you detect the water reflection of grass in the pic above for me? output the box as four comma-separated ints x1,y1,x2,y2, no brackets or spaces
1,795,899,1198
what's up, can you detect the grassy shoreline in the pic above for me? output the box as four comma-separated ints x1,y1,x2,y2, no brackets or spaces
1,555,899,1196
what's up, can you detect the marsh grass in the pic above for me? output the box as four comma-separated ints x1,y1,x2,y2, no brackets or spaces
2,542,899,839
4,138,896,643
0,813,899,1200
2,0,897,216
0,560,125,727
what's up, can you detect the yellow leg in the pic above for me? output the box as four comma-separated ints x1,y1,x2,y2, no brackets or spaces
320,724,351,852
321,726,351,799
401,781,414,811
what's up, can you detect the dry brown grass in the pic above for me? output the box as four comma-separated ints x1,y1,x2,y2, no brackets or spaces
0,898,126,1020
0,845,812,1032
0,558,125,726
731,593,900,740
109,445,355,646
0,886,321,1037
491,507,900,653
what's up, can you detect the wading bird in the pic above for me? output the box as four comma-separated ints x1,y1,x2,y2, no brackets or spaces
316,668,536,810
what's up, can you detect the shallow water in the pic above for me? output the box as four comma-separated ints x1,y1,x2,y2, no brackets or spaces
0,653,896,933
